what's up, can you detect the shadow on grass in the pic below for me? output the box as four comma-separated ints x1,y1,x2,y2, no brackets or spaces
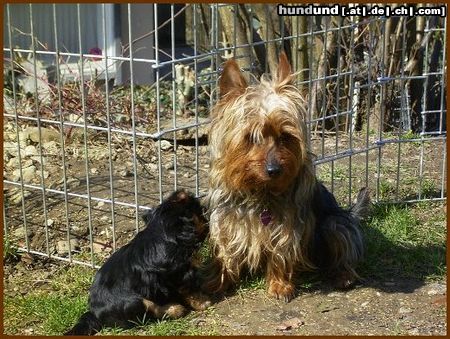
297,202,446,295
356,202,446,293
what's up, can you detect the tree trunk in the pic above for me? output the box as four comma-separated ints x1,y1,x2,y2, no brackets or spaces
290,15,309,87
310,17,338,131
252,4,279,75
408,15,426,133
218,4,254,73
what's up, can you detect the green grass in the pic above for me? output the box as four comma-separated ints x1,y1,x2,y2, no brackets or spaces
4,293,88,335
3,237,19,262
237,274,266,292
3,263,218,335
3,265,93,335
98,314,218,336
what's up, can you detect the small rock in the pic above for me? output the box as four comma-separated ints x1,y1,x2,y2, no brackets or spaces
90,147,111,161
66,177,80,189
24,328,34,334
408,328,420,335
6,157,19,168
92,242,112,254
120,169,133,177
275,317,304,331
45,219,54,227
42,141,59,153
8,189,32,205
4,141,22,158
13,165,36,183
18,130,30,144
22,159,34,168
327,292,340,298
164,162,174,170
12,226,34,239
70,225,87,237
26,127,59,143
90,168,99,175
427,283,446,296
56,239,79,255
361,301,369,307
97,201,105,208
160,140,172,151
30,156,46,165
147,163,158,172
399,306,412,314
24,145,38,157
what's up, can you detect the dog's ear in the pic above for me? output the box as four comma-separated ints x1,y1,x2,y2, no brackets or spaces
219,59,248,97
142,208,154,224
173,189,189,203
276,51,293,85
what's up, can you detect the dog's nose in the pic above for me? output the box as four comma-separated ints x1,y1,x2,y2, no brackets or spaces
266,163,282,177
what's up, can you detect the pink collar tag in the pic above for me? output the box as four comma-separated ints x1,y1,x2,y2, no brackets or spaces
260,209,272,226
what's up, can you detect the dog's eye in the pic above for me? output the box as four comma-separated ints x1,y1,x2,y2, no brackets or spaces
279,133,291,144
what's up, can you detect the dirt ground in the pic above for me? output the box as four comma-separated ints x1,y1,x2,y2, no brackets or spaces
201,279,446,336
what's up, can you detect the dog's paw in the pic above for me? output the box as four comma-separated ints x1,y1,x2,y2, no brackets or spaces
184,292,212,311
267,280,296,302
333,270,358,290
164,304,187,319
191,298,212,311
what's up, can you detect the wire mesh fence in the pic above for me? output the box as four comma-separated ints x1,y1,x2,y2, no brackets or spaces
3,3,447,268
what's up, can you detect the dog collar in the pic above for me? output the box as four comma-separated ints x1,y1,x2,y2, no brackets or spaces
260,209,272,226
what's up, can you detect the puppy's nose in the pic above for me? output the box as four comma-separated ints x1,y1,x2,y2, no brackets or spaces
266,162,282,177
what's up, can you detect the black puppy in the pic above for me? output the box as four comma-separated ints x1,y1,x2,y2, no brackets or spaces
65,190,211,335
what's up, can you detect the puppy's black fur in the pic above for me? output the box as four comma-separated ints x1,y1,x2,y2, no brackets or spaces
65,190,209,335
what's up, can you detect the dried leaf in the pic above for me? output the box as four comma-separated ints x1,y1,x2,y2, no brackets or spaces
275,317,304,331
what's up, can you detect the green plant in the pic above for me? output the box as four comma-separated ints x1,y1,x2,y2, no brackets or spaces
3,237,19,262
420,179,437,199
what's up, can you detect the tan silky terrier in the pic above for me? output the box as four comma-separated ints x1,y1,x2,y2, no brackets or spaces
205,52,370,301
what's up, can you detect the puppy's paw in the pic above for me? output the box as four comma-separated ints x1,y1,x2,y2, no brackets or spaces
164,304,187,319
144,299,188,320
191,296,212,311
267,280,296,302
183,292,212,311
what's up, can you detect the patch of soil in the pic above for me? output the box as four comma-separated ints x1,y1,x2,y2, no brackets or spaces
200,279,446,335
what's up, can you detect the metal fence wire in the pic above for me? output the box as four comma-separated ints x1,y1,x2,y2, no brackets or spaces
3,3,447,268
